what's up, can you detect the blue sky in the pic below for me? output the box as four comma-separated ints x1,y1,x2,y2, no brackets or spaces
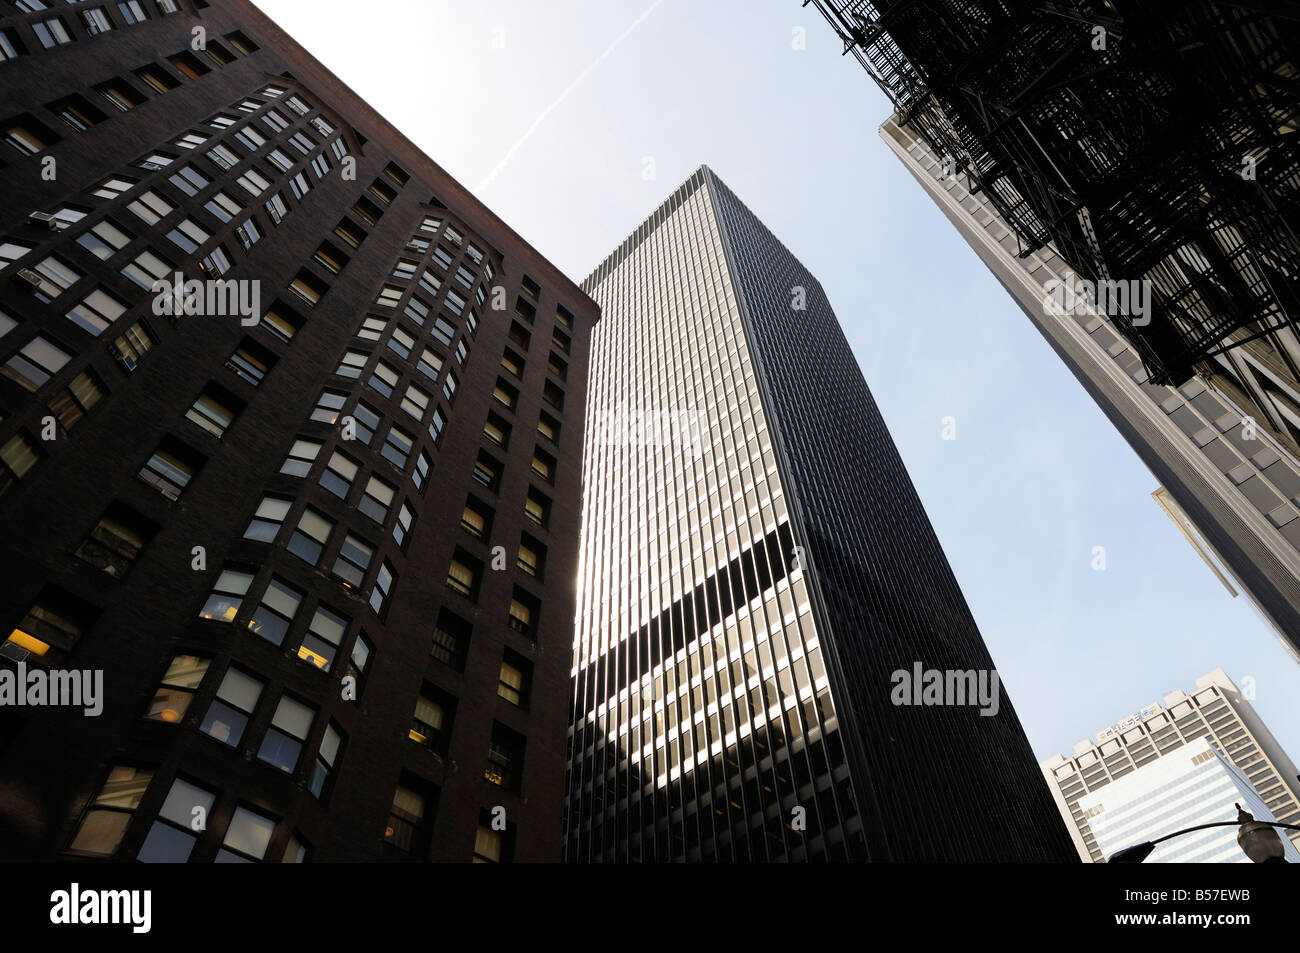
255,0,1300,765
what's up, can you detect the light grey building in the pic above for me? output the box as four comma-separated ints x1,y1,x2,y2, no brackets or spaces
881,116,1300,662
1080,736,1300,863
1040,668,1300,862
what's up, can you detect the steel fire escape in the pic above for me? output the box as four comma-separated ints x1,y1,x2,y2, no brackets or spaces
810,0,1300,388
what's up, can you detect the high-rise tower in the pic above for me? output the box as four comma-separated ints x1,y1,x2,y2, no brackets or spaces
0,0,596,862
565,166,1075,861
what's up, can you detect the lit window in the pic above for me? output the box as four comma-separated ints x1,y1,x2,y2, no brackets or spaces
217,807,277,863
247,576,303,647
5,587,94,659
198,567,253,623
145,655,209,724
68,766,152,858
298,605,347,672
110,320,155,370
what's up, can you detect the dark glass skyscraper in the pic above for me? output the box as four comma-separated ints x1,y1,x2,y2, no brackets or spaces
565,166,1076,861
0,0,596,862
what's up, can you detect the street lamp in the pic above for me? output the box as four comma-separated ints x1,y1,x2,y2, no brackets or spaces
1108,804,1298,863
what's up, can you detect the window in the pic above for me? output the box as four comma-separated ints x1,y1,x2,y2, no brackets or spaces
359,475,395,523
204,191,242,223
310,723,342,798
120,249,171,290
136,150,176,171
445,291,466,316
400,382,429,421
516,533,546,580
258,694,316,772
420,215,442,234
405,295,430,325
29,255,83,302
352,402,380,444
185,386,240,438
455,339,469,365
356,316,386,342
261,109,289,133
235,218,263,249
226,31,258,55
174,130,208,151
498,651,531,708
0,28,25,63
261,303,299,343
336,349,368,380
493,379,518,411
313,243,348,274
127,190,173,226
461,496,491,539
1,240,33,268
553,327,571,354
0,433,40,500
509,321,531,350
243,494,291,542
200,667,262,745
2,335,71,391
51,93,105,131
234,125,266,152
368,360,398,398
226,339,273,386
548,352,568,381
348,632,372,685
412,682,461,755
382,424,413,468
319,450,358,499
49,369,106,426
483,413,509,448
352,198,381,226
266,148,293,173
375,285,403,310
198,567,252,623
384,163,409,186
484,723,524,793
74,503,155,578
441,369,458,403
279,438,320,477
137,779,217,863
393,501,413,549
388,327,415,360
455,265,474,289
431,609,470,669
217,807,276,863
135,66,178,95
290,271,326,306
139,437,201,499
5,587,94,659
167,217,210,254
524,488,550,528
33,15,73,48
96,81,144,113
331,533,373,589
472,451,500,491
473,820,508,864
68,766,153,857
368,179,396,205
248,577,303,647
385,784,425,853
310,153,329,178
289,171,311,200
200,243,231,278
432,247,453,272
236,168,270,196
76,220,133,260
334,218,364,248
508,588,537,638
369,560,394,616
537,412,560,445
288,508,333,565
445,549,480,600
531,446,556,483
417,347,443,382
110,320,155,370
288,131,315,156
299,604,347,672
412,451,431,492
145,655,209,724
285,95,311,117
118,1,149,24
264,191,288,223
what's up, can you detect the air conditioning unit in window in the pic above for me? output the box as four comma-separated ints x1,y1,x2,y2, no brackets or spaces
268,208,283,225
28,211,58,230
13,269,43,291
